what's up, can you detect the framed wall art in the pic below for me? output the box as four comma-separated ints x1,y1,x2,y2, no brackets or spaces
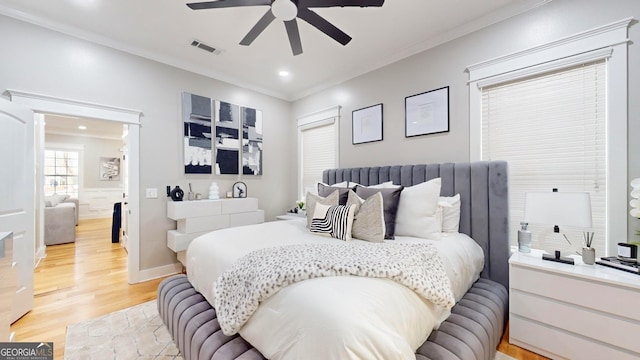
352,103,383,145
214,100,241,175
241,106,263,175
99,157,120,181
405,86,449,137
182,92,213,174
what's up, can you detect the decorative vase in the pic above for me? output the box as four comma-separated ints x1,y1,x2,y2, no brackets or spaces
208,182,220,200
170,186,184,201
582,247,595,265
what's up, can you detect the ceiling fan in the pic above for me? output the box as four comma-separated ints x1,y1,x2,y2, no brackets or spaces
186,0,385,56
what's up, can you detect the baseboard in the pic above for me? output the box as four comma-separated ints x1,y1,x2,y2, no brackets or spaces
135,262,182,283
35,245,47,267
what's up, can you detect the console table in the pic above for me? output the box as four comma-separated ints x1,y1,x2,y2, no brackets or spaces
509,250,640,359
167,198,264,265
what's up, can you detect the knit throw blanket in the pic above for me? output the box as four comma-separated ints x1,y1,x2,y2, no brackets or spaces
213,242,455,335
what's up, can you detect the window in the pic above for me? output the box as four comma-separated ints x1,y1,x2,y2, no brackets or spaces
297,106,340,199
468,18,630,256
480,60,606,256
44,149,79,197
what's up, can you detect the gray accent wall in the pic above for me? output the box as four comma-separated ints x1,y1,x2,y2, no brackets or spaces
291,0,640,241
0,15,293,272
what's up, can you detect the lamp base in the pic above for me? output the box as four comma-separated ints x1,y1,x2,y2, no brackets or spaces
542,251,575,265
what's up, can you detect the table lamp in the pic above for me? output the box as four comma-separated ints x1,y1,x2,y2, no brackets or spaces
523,189,592,265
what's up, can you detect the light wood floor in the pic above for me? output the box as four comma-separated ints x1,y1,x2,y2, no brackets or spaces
10,218,545,360
10,218,167,360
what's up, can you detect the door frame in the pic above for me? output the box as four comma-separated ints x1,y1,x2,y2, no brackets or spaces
7,89,144,284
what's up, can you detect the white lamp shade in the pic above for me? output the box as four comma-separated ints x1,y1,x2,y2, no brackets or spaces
524,191,592,228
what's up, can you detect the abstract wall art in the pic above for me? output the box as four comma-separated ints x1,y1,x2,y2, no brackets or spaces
100,157,120,181
241,106,263,175
182,92,213,174
214,100,241,175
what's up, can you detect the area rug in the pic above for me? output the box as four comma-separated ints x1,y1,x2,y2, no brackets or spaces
65,300,517,360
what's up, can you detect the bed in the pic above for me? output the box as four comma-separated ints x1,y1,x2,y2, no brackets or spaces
158,161,509,360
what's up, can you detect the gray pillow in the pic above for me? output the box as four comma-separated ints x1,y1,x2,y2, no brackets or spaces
346,191,385,243
318,183,350,205
305,190,340,228
355,185,404,239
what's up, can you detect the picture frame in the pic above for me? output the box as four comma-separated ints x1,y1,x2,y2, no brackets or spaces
232,181,247,198
352,103,383,145
405,86,449,137
99,157,120,181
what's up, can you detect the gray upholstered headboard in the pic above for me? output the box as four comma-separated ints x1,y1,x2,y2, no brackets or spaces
322,161,509,290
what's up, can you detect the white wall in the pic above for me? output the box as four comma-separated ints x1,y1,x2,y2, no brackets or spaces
0,15,293,272
291,0,640,240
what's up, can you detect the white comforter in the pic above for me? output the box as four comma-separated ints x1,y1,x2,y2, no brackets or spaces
186,218,484,360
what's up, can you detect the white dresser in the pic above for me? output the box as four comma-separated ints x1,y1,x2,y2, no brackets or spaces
509,250,640,359
167,198,264,265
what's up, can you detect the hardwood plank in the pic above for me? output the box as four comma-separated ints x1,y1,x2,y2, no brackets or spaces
10,217,546,359
10,218,167,360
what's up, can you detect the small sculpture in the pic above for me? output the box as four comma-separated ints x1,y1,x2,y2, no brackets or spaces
208,182,220,200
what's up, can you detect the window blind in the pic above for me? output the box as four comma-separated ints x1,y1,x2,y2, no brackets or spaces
300,120,336,198
481,60,606,256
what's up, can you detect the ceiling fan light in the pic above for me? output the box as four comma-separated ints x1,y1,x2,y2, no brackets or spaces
271,0,297,21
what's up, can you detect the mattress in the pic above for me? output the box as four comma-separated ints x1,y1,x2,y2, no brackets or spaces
185,218,484,360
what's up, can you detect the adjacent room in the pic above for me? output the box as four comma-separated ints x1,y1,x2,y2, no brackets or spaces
0,0,638,359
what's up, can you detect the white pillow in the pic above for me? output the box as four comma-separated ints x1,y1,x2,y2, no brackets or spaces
43,195,60,207
367,181,397,189
309,203,356,241
394,178,442,239
438,194,461,233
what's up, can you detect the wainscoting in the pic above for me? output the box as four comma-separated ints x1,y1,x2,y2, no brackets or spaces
78,188,123,219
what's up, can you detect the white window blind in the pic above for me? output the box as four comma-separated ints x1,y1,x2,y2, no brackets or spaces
300,120,336,198
481,60,606,256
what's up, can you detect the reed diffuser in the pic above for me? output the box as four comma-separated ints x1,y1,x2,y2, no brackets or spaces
582,232,595,265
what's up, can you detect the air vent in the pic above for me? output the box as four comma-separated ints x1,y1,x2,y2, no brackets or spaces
191,40,222,55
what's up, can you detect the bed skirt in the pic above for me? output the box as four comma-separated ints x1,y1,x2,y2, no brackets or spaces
158,274,507,360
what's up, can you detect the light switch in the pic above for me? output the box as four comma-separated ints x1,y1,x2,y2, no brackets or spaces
146,188,158,199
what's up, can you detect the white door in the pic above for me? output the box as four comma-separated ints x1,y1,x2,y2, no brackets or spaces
0,98,35,323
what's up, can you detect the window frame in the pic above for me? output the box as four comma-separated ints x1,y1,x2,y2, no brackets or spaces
467,18,631,256
44,143,84,198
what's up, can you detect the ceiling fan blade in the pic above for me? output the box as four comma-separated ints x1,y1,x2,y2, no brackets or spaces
297,8,352,46
240,9,276,45
187,0,271,10
284,19,303,56
298,0,384,7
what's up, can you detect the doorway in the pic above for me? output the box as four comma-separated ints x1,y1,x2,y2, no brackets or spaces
7,89,143,284
42,114,127,253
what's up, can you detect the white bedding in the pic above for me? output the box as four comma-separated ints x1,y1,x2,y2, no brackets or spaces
186,218,484,360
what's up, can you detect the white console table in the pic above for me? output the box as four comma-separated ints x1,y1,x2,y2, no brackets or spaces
509,250,640,359
167,198,264,265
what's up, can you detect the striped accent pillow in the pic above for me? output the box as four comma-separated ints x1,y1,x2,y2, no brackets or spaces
310,204,356,241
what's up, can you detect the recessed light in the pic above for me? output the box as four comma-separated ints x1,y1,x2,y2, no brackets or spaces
78,125,87,130
278,70,289,77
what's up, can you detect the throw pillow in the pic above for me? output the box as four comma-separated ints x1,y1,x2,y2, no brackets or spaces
43,195,60,207
394,178,442,240
439,194,461,233
355,185,404,239
318,183,352,205
305,191,340,228
346,191,385,243
310,203,356,241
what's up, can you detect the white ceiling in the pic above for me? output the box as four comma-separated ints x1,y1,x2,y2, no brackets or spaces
44,114,124,140
0,0,548,101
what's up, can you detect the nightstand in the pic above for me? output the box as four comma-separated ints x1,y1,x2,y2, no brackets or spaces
276,213,306,221
509,251,640,359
